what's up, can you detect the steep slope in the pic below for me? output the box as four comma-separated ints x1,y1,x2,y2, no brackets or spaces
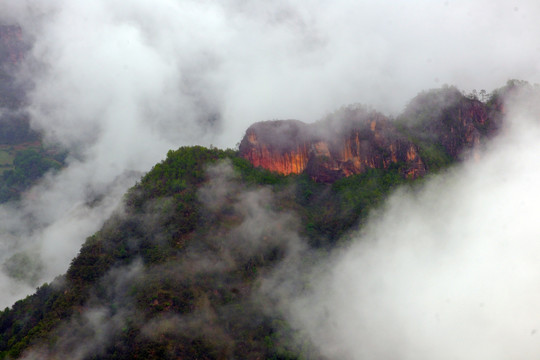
0,146,416,359
398,86,500,160
239,119,311,176
0,24,65,203
0,83,515,359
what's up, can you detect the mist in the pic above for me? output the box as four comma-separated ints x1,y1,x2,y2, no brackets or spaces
282,88,540,358
20,159,304,359
0,0,539,310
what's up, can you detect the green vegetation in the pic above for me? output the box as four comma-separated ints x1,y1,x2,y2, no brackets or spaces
0,81,511,358
0,145,422,359
395,84,499,170
0,150,14,166
231,157,288,186
2,252,43,285
0,148,63,203
409,138,453,171
398,86,463,127
0,110,66,202
293,167,412,246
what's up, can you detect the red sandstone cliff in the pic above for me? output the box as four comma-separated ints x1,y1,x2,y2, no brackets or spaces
239,111,427,182
239,120,312,175
239,92,500,182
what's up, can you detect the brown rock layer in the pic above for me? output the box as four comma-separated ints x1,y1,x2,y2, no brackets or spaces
429,99,493,158
240,120,311,175
239,114,427,182
399,87,500,161
239,92,501,183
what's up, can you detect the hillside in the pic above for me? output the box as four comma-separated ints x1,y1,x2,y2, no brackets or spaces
0,25,66,203
0,82,523,359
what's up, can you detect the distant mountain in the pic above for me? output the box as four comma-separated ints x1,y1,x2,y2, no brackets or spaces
0,25,27,111
0,81,526,359
0,25,66,203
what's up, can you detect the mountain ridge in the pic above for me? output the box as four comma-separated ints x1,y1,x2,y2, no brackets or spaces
0,81,528,359
239,87,500,183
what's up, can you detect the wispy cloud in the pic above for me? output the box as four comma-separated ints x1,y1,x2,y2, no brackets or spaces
284,87,540,359
0,0,539,310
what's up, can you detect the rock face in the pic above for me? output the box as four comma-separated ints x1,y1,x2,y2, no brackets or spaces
399,87,500,160
239,120,312,176
239,110,427,182
423,98,496,159
239,91,500,182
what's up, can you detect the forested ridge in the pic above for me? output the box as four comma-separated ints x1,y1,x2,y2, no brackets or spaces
0,143,418,359
0,81,529,359
0,24,65,203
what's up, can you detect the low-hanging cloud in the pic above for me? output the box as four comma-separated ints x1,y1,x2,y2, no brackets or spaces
0,0,539,309
282,88,540,359
20,160,306,358
198,159,305,267
21,260,144,360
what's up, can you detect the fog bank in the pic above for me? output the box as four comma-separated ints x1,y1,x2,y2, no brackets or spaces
0,0,540,308
285,89,540,359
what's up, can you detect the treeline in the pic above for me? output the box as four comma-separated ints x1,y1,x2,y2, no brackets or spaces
0,148,63,202
0,81,530,358
0,145,417,359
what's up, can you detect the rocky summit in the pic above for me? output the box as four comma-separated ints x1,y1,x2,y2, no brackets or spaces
239,88,501,182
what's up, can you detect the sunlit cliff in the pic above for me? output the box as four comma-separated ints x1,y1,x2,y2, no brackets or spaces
239,90,500,182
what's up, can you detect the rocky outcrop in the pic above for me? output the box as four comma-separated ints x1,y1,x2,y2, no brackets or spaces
428,99,494,158
239,90,501,182
239,111,427,182
399,87,500,160
305,117,426,182
239,120,311,175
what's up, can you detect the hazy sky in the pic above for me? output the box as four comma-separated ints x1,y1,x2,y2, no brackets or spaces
0,2,539,358
0,0,539,310
5,0,540,146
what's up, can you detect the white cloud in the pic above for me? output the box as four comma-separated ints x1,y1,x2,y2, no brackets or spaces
286,89,540,359
0,0,539,309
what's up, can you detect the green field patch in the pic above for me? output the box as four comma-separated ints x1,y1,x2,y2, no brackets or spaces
0,149,14,166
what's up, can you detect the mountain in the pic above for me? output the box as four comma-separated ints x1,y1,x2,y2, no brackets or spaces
0,82,519,359
0,25,27,110
239,114,426,183
0,25,66,203
239,86,500,183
